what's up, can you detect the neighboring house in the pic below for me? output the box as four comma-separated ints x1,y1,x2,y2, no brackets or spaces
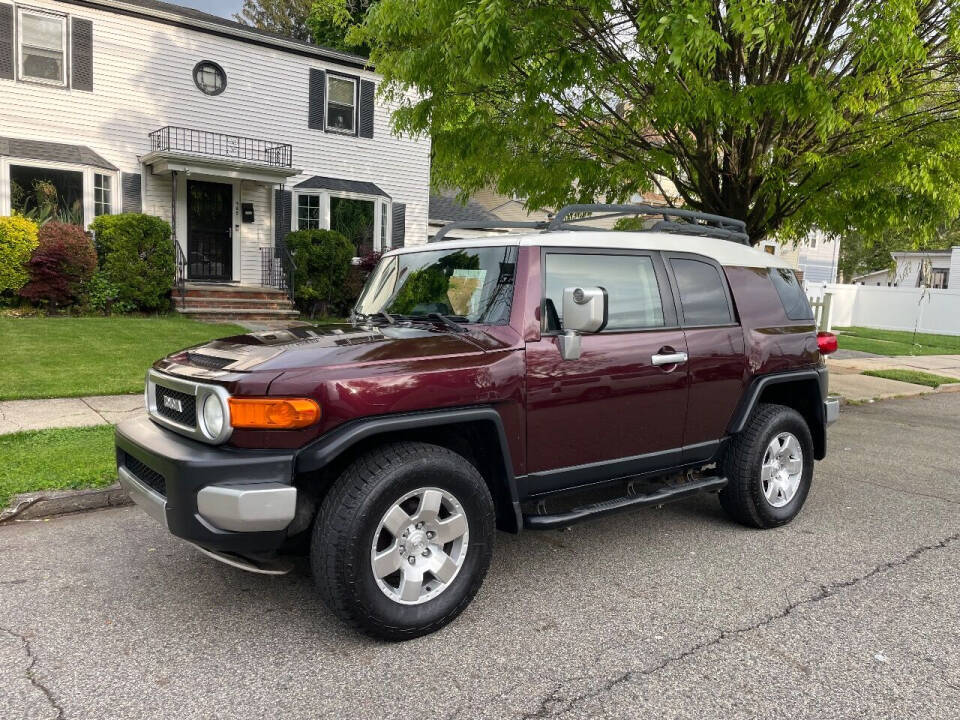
759,230,841,285
0,0,429,309
428,191,509,240
852,248,960,289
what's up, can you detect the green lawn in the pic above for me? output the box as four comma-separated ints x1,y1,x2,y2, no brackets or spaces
835,327,960,356
861,369,960,388
0,425,117,509
1,316,246,400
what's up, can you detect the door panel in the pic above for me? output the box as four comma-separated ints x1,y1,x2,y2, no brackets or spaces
187,180,233,281
681,326,747,446
525,331,690,489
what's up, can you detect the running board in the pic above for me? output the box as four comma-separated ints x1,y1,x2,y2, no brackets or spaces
523,476,728,530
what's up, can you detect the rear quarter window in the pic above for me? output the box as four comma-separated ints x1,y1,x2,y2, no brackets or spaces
768,268,814,321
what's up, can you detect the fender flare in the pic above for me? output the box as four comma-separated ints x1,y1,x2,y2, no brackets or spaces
294,407,523,533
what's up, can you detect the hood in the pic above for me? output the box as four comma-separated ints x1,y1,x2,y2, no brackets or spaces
160,322,512,375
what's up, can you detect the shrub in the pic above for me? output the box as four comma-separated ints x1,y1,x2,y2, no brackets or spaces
285,229,355,317
91,214,174,311
85,271,137,315
0,216,39,294
20,223,97,307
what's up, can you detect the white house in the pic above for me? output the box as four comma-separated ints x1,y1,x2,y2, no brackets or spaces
852,248,960,289
0,0,429,316
758,229,841,285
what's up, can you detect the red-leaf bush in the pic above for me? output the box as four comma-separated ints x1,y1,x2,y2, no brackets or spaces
19,222,97,307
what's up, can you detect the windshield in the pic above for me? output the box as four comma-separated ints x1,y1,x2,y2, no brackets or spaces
355,246,518,324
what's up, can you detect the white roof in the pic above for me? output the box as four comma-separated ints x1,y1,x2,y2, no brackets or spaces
387,231,791,269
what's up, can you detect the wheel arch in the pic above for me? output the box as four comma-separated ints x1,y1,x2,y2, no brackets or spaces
295,407,523,533
728,370,828,460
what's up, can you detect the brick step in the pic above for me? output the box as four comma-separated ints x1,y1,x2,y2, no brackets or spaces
176,307,300,321
181,297,294,310
182,289,289,301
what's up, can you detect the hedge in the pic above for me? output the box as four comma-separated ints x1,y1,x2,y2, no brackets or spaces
0,216,39,294
286,229,355,316
91,214,174,311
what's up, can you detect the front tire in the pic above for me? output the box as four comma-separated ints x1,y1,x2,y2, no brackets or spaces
312,441,495,640
720,403,814,529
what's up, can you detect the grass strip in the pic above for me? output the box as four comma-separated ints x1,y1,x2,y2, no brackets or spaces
861,369,960,388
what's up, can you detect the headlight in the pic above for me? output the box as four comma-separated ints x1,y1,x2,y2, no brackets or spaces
202,393,226,438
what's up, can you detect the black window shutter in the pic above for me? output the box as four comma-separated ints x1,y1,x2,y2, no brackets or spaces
308,69,325,130
0,4,13,81
71,18,94,91
359,80,375,138
275,189,292,253
121,173,141,212
391,203,406,249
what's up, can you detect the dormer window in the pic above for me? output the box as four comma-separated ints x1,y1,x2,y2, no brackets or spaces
326,74,356,134
18,9,66,86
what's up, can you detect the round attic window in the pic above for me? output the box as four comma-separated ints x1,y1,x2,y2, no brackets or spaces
193,61,227,96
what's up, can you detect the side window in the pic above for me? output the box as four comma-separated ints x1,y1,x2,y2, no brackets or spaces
544,253,665,331
670,258,733,326
768,267,814,321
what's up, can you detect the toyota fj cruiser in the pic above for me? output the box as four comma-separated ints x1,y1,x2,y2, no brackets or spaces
116,204,840,640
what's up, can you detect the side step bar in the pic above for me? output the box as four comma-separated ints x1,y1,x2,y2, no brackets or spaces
523,476,728,530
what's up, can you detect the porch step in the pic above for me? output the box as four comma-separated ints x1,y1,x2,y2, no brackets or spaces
174,283,298,322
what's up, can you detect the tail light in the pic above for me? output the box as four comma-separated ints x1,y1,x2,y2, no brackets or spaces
817,331,838,355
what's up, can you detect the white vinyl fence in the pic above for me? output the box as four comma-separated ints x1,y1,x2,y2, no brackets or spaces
811,284,960,336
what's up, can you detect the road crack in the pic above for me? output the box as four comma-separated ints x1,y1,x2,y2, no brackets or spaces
518,531,960,719
1,626,64,719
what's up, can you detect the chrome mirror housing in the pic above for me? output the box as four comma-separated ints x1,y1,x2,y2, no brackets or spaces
558,286,608,360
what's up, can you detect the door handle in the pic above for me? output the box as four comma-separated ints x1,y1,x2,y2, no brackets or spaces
651,352,688,366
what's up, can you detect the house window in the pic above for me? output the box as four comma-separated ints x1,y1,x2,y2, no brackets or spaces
331,196,374,255
380,203,388,250
297,194,321,229
193,61,227,96
18,9,67,86
94,173,112,216
326,75,356,134
930,269,949,289
9,165,83,223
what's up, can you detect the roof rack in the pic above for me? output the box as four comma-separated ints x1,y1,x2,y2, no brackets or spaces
432,203,750,245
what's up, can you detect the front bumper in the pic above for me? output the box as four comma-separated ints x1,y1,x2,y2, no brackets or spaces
116,416,297,553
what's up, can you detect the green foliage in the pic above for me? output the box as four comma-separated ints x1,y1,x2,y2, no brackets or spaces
86,271,137,314
357,0,960,243
286,228,355,316
862,369,960,387
0,215,39,293
236,0,314,41
308,0,374,54
20,223,98,307
90,214,174,311
11,179,84,226
838,222,958,281
836,327,960,356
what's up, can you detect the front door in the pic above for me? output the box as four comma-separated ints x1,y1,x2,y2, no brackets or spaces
524,248,689,495
187,180,233,281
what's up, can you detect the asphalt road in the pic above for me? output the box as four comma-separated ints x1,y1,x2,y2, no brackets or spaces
2,393,959,720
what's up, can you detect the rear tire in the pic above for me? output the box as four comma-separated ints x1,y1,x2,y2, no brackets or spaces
312,441,495,640
720,403,814,529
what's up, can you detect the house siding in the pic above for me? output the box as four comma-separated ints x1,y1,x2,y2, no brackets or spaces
0,0,429,247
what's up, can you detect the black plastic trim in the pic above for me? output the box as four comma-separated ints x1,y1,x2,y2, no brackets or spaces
295,406,523,532
727,369,824,435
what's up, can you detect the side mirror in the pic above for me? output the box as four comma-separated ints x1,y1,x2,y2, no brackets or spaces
557,286,608,360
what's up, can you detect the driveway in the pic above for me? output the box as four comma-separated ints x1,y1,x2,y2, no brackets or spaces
2,394,959,719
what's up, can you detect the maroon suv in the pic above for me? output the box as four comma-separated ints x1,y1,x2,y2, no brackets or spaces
116,205,839,639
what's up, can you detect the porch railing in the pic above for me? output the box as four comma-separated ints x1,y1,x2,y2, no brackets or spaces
149,126,293,167
174,241,187,308
260,246,296,303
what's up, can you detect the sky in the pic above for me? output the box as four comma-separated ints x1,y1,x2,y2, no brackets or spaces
173,0,245,19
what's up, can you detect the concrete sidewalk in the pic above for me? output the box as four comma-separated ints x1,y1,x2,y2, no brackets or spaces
828,354,960,403
0,394,142,435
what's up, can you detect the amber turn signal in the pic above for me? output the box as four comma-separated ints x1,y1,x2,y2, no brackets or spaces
228,397,321,429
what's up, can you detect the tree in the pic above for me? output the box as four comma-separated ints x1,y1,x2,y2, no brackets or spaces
839,221,960,281
356,0,960,244
307,0,375,54
235,0,314,42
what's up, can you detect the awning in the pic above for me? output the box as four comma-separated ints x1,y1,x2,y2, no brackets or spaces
294,176,390,198
142,150,301,183
0,136,117,170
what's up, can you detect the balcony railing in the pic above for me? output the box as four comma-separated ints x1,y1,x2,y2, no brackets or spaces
149,126,293,168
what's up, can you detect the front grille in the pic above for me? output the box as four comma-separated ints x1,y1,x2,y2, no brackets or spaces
155,385,196,428
186,352,233,370
122,452,167,497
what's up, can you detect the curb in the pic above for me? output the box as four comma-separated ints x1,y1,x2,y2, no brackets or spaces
0,483,131,524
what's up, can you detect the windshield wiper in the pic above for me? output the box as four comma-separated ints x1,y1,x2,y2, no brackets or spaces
354,311,396,326
425,312,469,333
